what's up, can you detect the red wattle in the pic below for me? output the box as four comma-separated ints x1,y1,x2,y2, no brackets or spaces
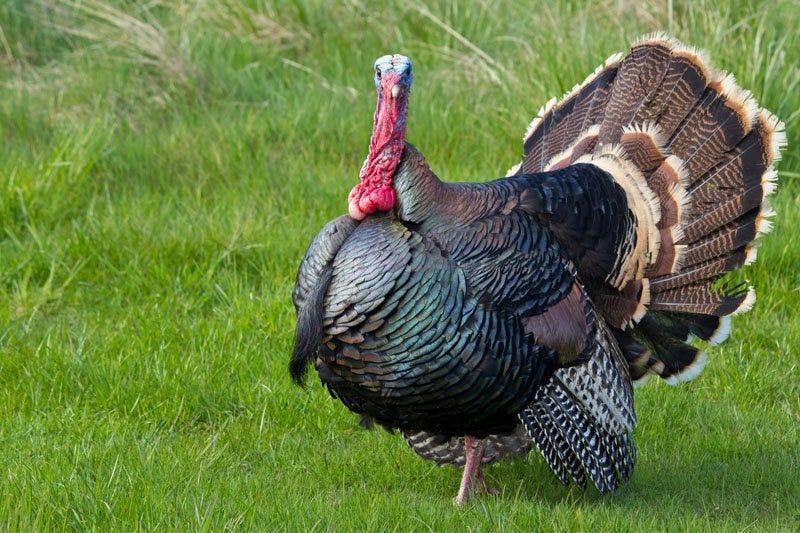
348,183,362,202
372,186,395,211
348,70,408,220
348,201,366,221
358,194,376,214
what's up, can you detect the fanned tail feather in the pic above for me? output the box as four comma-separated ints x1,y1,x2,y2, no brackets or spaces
519,33,784,384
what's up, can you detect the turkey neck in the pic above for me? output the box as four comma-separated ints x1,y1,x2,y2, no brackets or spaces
392,144,447,224
361,85,407,186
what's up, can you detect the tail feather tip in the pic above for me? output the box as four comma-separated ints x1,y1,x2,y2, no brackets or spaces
708,316,732,346
730,286,756,316
663,350,707,385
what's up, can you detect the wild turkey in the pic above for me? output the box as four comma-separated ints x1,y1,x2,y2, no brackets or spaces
291,34,785,504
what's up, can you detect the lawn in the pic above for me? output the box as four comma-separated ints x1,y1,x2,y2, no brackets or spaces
1,0,798,529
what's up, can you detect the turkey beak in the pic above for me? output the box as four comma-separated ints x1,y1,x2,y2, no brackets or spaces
391,84,400,98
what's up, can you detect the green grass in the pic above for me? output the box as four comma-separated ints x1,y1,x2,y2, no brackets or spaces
1,0,798,529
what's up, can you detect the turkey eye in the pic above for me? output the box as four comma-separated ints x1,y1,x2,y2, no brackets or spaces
376,69,382,80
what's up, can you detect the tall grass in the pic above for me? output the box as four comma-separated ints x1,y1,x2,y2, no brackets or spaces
1,0,798,529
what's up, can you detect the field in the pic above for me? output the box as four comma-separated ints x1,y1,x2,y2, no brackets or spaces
1,0,798,529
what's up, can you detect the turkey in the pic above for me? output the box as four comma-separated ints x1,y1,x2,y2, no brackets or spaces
290,34,785,505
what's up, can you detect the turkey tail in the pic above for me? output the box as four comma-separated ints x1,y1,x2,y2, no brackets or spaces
516,33,785,384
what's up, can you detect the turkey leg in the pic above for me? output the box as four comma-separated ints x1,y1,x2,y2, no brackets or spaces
454,436,499,505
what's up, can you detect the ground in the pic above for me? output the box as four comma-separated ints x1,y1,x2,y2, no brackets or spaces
0,0,798,529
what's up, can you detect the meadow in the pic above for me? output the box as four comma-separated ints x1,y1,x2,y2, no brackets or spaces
1,0,798,529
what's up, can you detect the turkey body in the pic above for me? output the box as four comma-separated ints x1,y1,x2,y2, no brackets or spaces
290,35,784,499
296,158,593,437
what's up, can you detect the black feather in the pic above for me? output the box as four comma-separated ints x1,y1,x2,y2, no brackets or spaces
290,264,332,385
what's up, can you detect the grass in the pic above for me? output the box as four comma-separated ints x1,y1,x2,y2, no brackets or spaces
0,0,798,529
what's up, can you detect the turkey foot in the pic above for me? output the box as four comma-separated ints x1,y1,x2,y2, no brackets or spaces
454,436,498,505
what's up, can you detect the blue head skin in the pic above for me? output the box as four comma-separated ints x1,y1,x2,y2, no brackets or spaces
373,55,412,94
349,54,413,220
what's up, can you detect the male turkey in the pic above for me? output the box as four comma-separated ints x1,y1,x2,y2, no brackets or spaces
291,34,785,504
